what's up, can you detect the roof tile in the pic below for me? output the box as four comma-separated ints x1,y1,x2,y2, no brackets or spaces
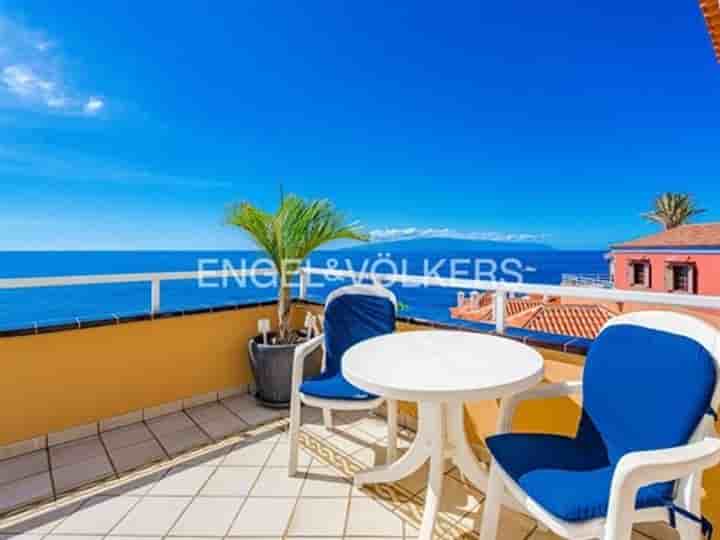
612,223,720,249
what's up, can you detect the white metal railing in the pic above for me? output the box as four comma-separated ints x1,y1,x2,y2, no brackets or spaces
0,269,276,316
2,266,720,335
560,273,613,288
299,267,720,334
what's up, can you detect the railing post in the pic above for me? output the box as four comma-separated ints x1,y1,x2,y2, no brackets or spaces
298,268,308,300
494,290,506,334
151,279,161,315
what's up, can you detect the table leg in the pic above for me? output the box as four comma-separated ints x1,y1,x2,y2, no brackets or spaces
354,401,434,487
447,401,529,517
446,402,489,492
418,403,445,539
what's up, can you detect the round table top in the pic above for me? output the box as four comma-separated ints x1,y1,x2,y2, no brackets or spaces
342,330,544,402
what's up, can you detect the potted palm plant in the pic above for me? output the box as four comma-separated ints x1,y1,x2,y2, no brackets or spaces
227,194,369,407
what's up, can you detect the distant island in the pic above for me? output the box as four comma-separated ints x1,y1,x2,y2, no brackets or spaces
336,237,555,253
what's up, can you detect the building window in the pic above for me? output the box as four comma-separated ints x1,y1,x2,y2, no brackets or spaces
632,263,646,286
665,263,695,293
628,261,650,287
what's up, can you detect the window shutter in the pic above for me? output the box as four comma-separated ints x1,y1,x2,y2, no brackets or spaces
664,264,672,291
626,262,633,285
688,265,695,294
643,262,650,287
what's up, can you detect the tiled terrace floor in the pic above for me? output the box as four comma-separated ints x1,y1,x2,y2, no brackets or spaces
0,396,676,540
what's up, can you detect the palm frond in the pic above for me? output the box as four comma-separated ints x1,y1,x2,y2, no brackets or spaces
642,192,706,230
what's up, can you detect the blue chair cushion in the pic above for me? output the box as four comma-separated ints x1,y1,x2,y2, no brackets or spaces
300,372,378,401
487,433,672,522
581,324,716,463
323,292,396,377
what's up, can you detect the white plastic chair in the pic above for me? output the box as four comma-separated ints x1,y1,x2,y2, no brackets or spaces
479,311,720,540
288,284,399,476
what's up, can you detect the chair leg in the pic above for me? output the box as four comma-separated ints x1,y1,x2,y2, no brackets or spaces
386,399,398,463
288,392,303,477
323,408,333,430
675,475,703,540
478,459,504,540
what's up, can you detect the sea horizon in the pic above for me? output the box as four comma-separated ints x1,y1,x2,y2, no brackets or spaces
0,249,608,331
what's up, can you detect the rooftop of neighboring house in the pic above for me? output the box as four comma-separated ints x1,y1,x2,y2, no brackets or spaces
611,223,720,249
450,293,616,339
700,0,720,62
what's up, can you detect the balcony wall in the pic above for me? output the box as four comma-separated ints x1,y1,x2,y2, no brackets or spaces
0,303,277,447
1,299,718,526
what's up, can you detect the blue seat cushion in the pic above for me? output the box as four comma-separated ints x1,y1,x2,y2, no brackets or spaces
487,433,672,522
300,372,378,401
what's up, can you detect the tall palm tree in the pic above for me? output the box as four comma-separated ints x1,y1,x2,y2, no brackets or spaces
227,195,368,343
642,193,706,230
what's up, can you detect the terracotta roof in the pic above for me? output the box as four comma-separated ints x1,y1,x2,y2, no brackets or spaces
449,294,615,339
522,305,616,339
612,223,720,249
450,294,543,322
700,0,720,62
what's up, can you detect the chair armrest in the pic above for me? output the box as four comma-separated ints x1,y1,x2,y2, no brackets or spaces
605,438,720,540
497,381,583,433
291,334,325,392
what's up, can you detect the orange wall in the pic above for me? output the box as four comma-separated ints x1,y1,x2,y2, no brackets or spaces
0,305,277,446
613,251,720,295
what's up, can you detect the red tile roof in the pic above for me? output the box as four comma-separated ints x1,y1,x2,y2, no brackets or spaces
700,0,720,62
612,223,720,249
450,295,615,339
522,305,616,339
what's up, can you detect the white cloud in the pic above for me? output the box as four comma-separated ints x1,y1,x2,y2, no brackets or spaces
369,227,547,243
84,96,104,114
0,15,104,115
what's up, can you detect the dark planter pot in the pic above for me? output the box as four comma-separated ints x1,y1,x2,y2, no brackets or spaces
248,333,322,409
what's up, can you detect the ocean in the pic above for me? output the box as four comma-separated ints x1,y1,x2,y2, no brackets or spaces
0,250,608,331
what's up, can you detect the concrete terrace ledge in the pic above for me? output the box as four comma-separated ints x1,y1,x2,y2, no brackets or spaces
0,297,594,356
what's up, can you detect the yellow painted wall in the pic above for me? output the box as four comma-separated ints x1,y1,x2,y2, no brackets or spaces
0,305,277,446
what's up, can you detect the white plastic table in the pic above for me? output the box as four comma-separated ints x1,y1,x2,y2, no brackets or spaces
343,330,544,540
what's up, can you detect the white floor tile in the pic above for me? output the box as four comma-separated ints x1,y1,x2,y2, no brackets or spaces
44,535,104,540
301,467,351,497
345,498,404,537
222,442,274,467
170,497,244,536
200,467,261,496
227,498,295,536
54,496,139,535
148,466,214,496
103,471,166,496
250,467,304,497
265,442,312,468
111,496,190,536
0,501,83,534
286,498,348,536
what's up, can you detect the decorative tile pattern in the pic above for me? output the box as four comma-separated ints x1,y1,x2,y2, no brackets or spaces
0,400,670,540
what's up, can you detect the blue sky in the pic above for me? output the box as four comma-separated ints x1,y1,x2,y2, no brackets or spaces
1,1,718,250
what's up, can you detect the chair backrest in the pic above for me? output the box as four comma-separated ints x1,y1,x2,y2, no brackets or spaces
323,284,397,377
579,311,720,465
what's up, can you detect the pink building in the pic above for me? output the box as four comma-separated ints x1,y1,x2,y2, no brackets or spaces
611,223,720,295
